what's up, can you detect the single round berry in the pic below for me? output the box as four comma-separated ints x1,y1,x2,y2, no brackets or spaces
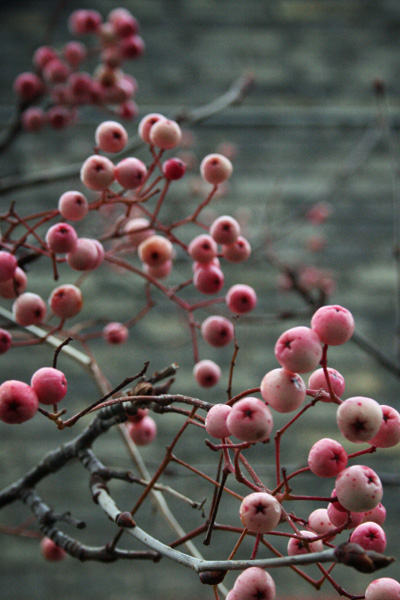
126,407,149,424
126,416,157,445
361,503,386,526
201,316,234,348
67,238,102,271
63,40,87,67
0,329,12,355
95,120,128,153
308,367,345,399
308,508,335,538
205,403,232,438
13,72,43,101
0,267,27,299
326,503,363,529
46,223,78,254
350,521,386,553
149,119,181,150
287,530,323,555
188,234,218,264
80,155,115,191
0,380,39,424
193,359,221,388
49,284,83,319
0,252,17,282
233,567,276,600
162,158,186,180
275,326,323,374
33,46,58,70
58,191,89,221
225,284,257,314
239,492,281,533
47,106,72,130
368,404,400,448
336,396,382,443
138,235,173,267
335,465,383,512
365,578,400,600
222,236,251,263
260,368,306,413
200,154,233,185
227,397,273,443
22,107,46,132
68,9,102,34
308,438,348,478
311,305,355,346
120,35,145,59
31,367,67,405
108,8,139,37
115,157,147,189
13,293,46,326
103,322,129,344
40,537,66,562
210,215,240,245
193,264,224,295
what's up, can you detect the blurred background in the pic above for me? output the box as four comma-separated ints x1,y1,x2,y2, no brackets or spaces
0,1,400,599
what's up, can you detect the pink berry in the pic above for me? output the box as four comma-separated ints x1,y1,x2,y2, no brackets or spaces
362,503,386,526
40,537,66,562
0,329,12,354
58,191,89,221
274,326,323,374
308,508,335,538
46,223,78,254
368,404,400,448
127,407,149,424
43,59,71,85
33,46,58,70
0,380,38,424
227,397,273,443
222,236,251,263
260,368,306,413
350,522,386,553
200,154,233,185
47,106,72,130
63,41,87,67
95,120,128,153
326,502,363,529
120,35,145,59
205,403,232,438
149,119,181,150
233,567,276,600
225,284,257,314
308,367,345,399
138,113,165,144
13,293,46,326
31,367,67,405
0,267,27,299
311,305,355,346
308,438,348,478
0,252,17,282
144,259,172,280
193,264,224,295
80,155,115,191
210,215,240,245
108,8,139,37
13,72,43,101
162,158,186,180
336,396,382,443
123,218,154,247
103,322,129,344
67,238,103,271
201,316,234,348
115,157,147,189
239,492,281,533
365,578,400,600
22,107,46,132
188,234,218,264
138,235,173,267
226,591,239,600
117,100,138,120
335,465,383,512
287,530,323,555
194,360,221,388
68,9,102,35
49,284,83,319
126,415,157,445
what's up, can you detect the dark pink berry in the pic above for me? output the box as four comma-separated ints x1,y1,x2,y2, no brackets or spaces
31,367,67,405
193,360,221,388
162,158,186,180
103,322,129,344
126,416,157,445
0,252,17,282
193,264,224,295
46,223,78,254
0,329,12,355
210,215,240,245
40,537,66,562
201,316,234,348
225,284,257,314
0,380,39,424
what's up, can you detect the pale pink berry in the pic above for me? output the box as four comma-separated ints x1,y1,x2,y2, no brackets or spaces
308,367,345,399
193,264,224,295
239,492,281,533
68,9,102,34
80,155,115,191
40,537,66,562
123,217,154,246
115,157,147,189
210,215,240,244
13,72,43,101
193,257,220,272
308,438,348,478
260,368,305,413
138,113,165,144
138,235,173,267
149,119,181,150
126,416,157,445
31,367,67,405
233,567,276,600
13,293,46,326
0,380,38,424
49,284,83,319
201,315,234,348
205,403,231,438
311,305,355,346
335,465,383,512
200,154,233,185
274,326,323,374
95,120,128,153
336,396,382,443
226,591,239,600
326,503,363,529
225,284,257,314
58,191,89,221
67,238,100,271
227,397,273,443
350,522,386,553
365,578,400,600
162,158,186,180
194,359,221,388
362,503,386,526
222,236,251,263
0,252,17,282
144,259,172,280
120,35,145,59
22,107,46,132
308,508,334,538
287,530,323,555
0,329,12,354
103,322,129,344
0,267,27,299
188,234,218,263
46,223,78,254
368,404,400,448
